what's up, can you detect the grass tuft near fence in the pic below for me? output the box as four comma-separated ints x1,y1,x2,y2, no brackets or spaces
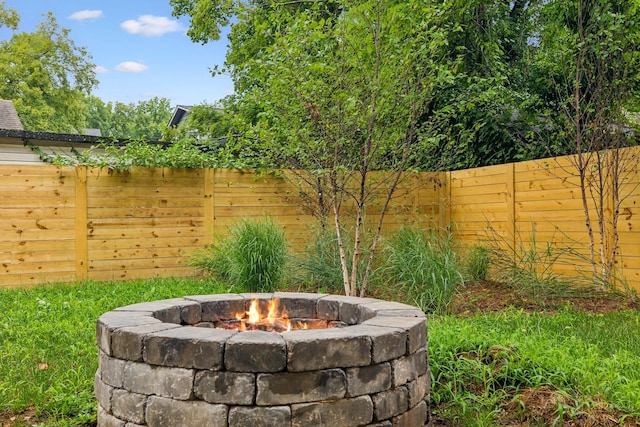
190,217,288,293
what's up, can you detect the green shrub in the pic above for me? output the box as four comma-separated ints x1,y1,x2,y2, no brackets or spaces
297,227,344,292
382,225,464,314
191,217,288,292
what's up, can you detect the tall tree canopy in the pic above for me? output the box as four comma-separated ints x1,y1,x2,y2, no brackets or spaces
173,0,454,295
0,3,97,133
172,0,640,172
84,96,173,140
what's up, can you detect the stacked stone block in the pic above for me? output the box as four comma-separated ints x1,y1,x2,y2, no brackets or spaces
96,292,430,427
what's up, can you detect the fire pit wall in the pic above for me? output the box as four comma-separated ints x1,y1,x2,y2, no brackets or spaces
95,292,430,427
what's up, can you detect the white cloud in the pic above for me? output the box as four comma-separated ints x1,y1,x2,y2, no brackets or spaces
94,65,108,74
120,15,183,37
115,62,149,73
69,10,103,21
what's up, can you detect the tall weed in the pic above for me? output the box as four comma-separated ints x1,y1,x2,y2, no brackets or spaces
464,244,491,282
191,217,288,292
485,225,595,298
382,226,464,314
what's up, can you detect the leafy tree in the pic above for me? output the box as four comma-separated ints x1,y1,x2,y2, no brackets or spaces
0,1,18,30
166,103,226,140
534,0,640,286
83,95,112,134
84,96,173,140
416,0,545,171
0,6,97,132
174,0,452,296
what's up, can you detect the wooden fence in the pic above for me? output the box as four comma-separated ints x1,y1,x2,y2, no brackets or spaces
443,147,640,289
1,147,639,290
0,165,442,288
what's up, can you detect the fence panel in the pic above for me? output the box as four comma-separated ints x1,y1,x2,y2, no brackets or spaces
85,167,204,281
448,147,640,290
0,165,77,287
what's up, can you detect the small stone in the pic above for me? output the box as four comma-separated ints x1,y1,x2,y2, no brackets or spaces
346,363,392,397
392,347,427,386
111,389,146,424
224,331,286,372
372,387,408,421
144,326,236,370
186,294,246,322
284,327,371,371
194,371,255,405
96,311,159,356
111,323,180,362
123,362,193,400
228,406,291,427
256,369,346,405
393,400,427,427
145,396,227,427
291,396,374,427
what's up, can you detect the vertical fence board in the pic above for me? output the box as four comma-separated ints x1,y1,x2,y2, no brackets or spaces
204,168,214,246
75,166,88,281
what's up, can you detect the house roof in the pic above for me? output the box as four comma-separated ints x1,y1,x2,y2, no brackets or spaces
83,128,102,137
168,105,193,127
0,100,23,130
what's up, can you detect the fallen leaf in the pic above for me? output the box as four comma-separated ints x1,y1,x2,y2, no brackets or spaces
38,362,49,370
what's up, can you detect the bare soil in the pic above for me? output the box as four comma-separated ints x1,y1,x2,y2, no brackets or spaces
428,281,640,427
448,281,638,316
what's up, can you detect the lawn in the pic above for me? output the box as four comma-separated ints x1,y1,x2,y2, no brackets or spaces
0,278,639,426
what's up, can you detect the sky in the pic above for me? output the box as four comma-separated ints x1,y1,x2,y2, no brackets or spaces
2,0,233,108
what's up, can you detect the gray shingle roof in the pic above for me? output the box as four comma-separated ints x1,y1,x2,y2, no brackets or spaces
0,100,23,130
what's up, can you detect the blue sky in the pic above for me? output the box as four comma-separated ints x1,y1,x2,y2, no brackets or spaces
2,0,233,107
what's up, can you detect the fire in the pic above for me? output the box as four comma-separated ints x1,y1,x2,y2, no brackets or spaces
235,298,291,332
217,298,331,333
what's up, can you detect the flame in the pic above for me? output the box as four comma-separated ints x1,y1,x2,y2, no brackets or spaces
237,298,291,332
247,300,261,324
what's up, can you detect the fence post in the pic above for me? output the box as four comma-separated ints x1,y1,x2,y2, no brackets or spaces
506,163,516,251
75,166,88,281
204,168,215,245
439,171,451,229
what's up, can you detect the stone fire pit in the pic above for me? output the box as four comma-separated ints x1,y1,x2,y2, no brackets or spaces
95,292,429,427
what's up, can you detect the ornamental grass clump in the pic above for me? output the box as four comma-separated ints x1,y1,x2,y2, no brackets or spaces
382,225,464,314
191,216,288,293
297,226,372,293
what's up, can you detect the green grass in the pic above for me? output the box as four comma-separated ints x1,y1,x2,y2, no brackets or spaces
1,277,639,426
429,307,640,425
0,278,228,426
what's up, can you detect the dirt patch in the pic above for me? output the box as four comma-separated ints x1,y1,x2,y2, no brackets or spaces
500,385,638,427
448,281,638,316
0,407,39,427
